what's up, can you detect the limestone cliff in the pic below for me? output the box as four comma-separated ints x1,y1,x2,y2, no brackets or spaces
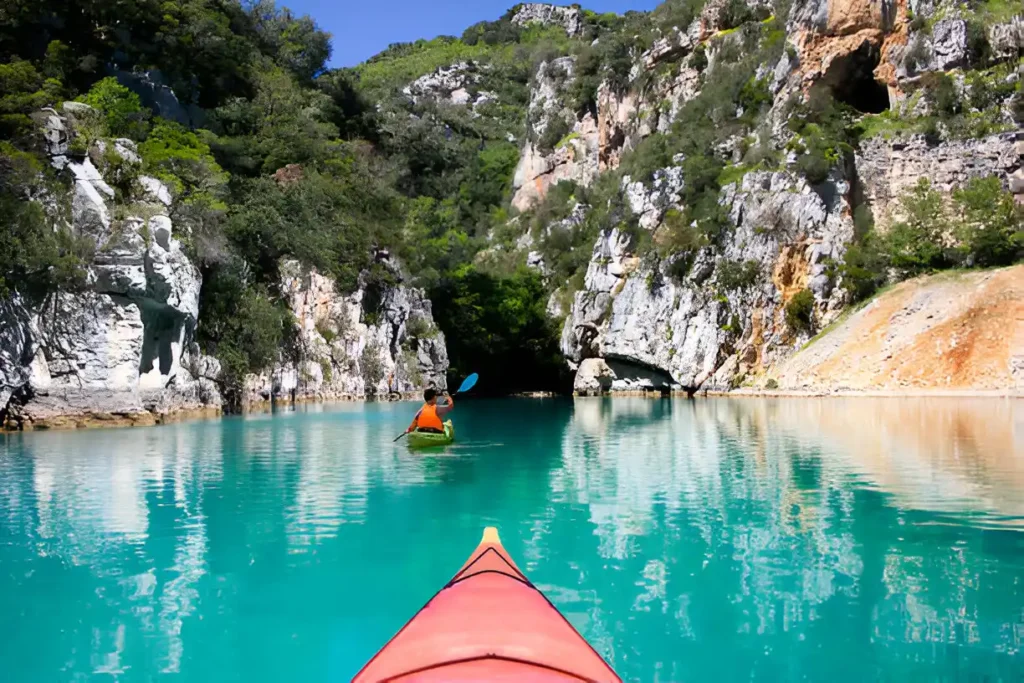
1,105,450,429
565,168,855,394
1,103,220,429
540,0,1023,395
244,258,448,404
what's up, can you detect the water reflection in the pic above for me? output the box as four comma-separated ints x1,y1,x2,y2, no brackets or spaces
0,398,1021,682
549,398,1023,680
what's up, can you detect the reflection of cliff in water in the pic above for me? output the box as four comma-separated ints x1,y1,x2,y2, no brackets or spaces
1,424,224,674
732,398,1024,524
561,398,1024,529
543,397,1023,680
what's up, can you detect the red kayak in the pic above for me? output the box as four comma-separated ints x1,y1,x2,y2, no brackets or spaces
353,527,622,682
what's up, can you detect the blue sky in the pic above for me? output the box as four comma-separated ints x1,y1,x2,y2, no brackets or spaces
280,0,664,67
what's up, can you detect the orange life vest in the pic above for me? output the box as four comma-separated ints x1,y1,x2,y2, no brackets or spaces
416,403,444,431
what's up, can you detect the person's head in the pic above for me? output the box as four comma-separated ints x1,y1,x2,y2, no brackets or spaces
423,388,438,405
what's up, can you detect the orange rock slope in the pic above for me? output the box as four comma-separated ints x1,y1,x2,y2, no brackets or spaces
769,266,1023,395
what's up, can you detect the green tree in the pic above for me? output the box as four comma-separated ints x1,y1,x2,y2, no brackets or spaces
197,264,295,408
883,178,950,275
78,77,148,138
457,141,519,229
247,0,332,82
0,60,61,139
225,164,399,291
951,177,1023,267
212,63,339,175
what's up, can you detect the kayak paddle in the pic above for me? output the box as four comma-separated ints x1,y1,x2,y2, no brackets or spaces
393,373,478,442
455,373,479,394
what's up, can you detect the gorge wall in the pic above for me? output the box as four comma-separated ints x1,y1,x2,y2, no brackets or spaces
243,257,448,405
0,105,449,429
493,0,1023,396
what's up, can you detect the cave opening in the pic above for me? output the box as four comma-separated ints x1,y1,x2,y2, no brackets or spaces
821,42,890,114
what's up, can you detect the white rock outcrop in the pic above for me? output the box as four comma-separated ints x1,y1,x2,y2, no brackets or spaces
511,3,583,37
2,108,220,428
402,62,495,108
243,258,448,404
562,169,855,392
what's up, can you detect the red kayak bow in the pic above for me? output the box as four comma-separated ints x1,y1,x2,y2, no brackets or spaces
352,527,622,682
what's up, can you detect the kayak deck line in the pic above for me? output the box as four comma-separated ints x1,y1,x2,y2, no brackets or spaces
352,527,622,683
447,547,530,587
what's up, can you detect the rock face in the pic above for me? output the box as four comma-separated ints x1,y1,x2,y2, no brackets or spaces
511,57,600,211
2,102,451,429
508,0,1023,395
765,266,1024,395
511,3,583,37
857,132,1024,227
1,104,221,429
402,62,495,108
243,258,448,404
989,16,1024,61
562,169,855,392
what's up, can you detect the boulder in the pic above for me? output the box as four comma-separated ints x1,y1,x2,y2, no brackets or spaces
989,16,1024,61
930,19,968,71
574,358,616,395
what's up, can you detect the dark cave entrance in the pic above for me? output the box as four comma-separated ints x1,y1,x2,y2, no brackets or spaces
819,41,890,114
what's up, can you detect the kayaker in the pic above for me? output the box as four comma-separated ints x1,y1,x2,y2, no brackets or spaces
406,388,453,434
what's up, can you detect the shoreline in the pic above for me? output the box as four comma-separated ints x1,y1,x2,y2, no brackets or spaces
705,388,1021,399
577,387,1020,399
1,392,424,433
4,387,1019,433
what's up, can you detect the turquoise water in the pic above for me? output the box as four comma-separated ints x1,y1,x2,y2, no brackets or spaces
1,398,1023,682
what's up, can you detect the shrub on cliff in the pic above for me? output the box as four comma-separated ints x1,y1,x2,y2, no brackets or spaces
536,115,573,154
788,89,857,184
785,289,815,333
0,143,92,301
78,77,149,139
198,267,296,408
716,259,761,291
361,342,386,391
139,121,229,209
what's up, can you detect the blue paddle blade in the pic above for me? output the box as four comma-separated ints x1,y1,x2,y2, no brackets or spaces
456,373,478,394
